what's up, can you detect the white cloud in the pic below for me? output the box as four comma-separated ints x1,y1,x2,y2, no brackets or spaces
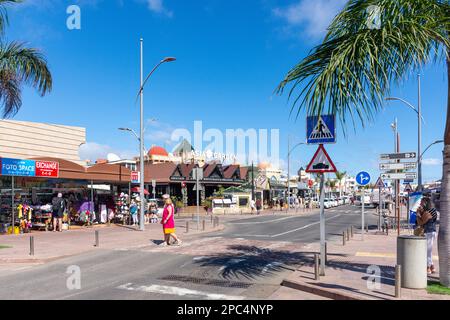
273,0,346,40
422,158,443,166
79,142,135,162
146,0,173,17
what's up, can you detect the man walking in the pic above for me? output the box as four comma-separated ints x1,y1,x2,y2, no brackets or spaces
52,193,65,232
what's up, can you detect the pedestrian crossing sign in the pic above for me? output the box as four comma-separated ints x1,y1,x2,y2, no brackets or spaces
305,144,337,173
375,177,385,189
307,114,336,144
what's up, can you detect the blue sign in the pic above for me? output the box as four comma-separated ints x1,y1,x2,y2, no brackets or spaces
307,114,336,144
1,158,36,177
356,171,371,186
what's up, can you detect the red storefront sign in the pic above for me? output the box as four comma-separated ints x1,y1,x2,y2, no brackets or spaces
131,171,140,183
35,160,59,178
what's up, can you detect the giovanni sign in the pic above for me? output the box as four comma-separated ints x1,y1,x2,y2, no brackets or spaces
0,158,59,178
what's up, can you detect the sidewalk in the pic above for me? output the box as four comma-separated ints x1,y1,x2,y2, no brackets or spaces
281,229,449,300
0,221,224,265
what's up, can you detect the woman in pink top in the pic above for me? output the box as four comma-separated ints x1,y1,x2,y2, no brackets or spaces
161,196,182,246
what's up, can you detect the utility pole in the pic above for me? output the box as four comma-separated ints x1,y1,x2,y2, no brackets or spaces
417,74,422,191
251,162,255,201
139,38,145,231
287,135,290,211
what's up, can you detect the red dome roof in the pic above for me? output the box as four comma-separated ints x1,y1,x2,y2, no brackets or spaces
148,146,169,157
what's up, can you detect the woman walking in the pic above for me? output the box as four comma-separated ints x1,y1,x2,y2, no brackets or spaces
130,200,139,226
161,195,182,246
417,196,439,274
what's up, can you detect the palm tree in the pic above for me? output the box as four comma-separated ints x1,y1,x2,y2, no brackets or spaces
0,0,52,118
277,0,450,286
335,171,347,197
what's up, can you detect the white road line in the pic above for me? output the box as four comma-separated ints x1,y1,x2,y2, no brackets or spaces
230,216,299,225
116,283,245,300
270,214,342,238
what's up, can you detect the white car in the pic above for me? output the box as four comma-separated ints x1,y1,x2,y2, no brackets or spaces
323,199,332,209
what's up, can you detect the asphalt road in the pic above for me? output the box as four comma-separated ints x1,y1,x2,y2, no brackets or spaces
0,205,377,300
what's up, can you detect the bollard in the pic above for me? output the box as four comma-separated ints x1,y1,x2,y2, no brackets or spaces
343,231,346,246
351,226,354,238
94,230,99,247
324,242,327,265
211,215,213,224
347,228,350,241
202,220,205,231
314,253,320,280
186,221,189,233
192,214,194,221
395,265,401,298
29,236,34,256
366,224,369,233
216,217,219,227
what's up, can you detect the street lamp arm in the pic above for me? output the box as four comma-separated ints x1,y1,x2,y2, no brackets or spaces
288,142,306,157
420,140,444,161
385,97,426,124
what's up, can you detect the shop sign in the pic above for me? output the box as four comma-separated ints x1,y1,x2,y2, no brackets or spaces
131,171,140,184
35,160,59,178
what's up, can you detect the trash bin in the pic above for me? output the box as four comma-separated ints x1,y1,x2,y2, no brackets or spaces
397,235,427,289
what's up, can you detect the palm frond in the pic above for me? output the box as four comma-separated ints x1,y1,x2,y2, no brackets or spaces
277,0,450,130
0,41,52,117
0,0,23,34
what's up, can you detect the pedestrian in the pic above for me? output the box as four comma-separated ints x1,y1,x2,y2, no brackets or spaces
417,196,439,274
256,198,262,215
279,198,284,211
51,193,66,232
130,199,139,226
161,195,182,246
250,199,256,214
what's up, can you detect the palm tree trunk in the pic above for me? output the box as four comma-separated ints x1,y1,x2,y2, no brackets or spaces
439,51,450,287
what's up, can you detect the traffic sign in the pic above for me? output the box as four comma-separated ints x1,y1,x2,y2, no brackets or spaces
381,172,417,180
306,115,336,144
404,183,413,193
379,162,417,171
380,152,416,160
375,177,385,189
305,144,337,173
131,171,140,184
356,171,371,186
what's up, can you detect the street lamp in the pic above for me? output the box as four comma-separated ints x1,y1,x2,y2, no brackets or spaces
421,140,444,161
136,38,176,231
385,74,424,190
287,135,306,212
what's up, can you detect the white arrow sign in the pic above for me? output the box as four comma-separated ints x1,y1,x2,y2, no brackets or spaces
379,162,417,170
381,172,417,180
380,152,417,160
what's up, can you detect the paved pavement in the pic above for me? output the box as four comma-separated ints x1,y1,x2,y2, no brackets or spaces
0,205,390,300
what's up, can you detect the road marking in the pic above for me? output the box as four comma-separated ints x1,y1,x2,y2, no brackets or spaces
116,283,244,300
270,214,341,238
230,216,299,225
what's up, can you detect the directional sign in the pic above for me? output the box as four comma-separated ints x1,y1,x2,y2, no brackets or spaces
380,152,417,160
381,172,417,180
305,144,337,173
356,171,371,186
379,162,417,171
375,177,385,189
307,115,336,144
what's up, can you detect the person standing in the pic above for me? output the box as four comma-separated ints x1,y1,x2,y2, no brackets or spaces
129,199,139,226
161,195,182,246
52,193,65,232
256,198,262,215
250,199,256,214
417,196,439,274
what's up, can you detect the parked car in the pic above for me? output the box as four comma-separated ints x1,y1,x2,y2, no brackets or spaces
324,198,332,209
354,195,371,206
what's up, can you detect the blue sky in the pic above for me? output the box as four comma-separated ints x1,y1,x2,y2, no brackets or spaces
5,0,448,183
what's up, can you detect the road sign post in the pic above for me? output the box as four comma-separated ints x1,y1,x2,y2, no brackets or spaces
356,172,371,240
375,177,385,231
306,144,337,277
193,168,204,231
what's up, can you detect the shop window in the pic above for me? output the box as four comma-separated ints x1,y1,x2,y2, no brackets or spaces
238,197,248,207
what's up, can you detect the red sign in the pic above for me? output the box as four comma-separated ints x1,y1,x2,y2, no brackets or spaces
35,161,59,177
305,144,337,173
131,171,140,183
308,179,314,188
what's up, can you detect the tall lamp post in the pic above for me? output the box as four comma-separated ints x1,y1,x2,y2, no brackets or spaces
118,127,148,154
385,74,424,191
287,135,306,212
136,38,176,231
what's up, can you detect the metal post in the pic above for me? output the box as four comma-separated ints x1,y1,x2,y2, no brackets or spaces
417,74,422,191
211,215,213,224
362,189,365,240
29,236,34,256
11,176,14,234
342,231,346,246
196,169,200,231
139,38,145,232
397,132,400,235
95,230,99,247
319,172,326,276
395,265,401,298
202,220,205,231
347,228,350,241
186,221,189,233
351,225,353,238
287,135,290,213
378,187,382,231
324,242,327,265
314,253,320,280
